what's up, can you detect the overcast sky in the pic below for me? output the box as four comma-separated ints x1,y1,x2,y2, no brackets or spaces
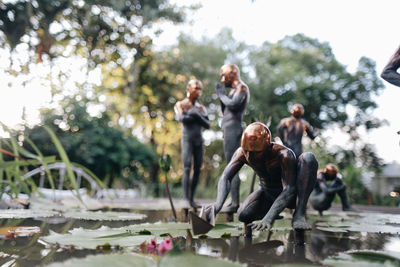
0,0,399,163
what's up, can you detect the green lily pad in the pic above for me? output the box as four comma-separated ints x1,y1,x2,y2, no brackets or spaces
0,209,59,219
46,253,156,267
41,222,191,249
62,210,147,221
40,221,250,249
200,223,243,238
159,252,243,267
322,250,400,267
41,227,152,249
312,212,400,235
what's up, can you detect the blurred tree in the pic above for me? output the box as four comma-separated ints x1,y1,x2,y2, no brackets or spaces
246,34,385,134
23,95,156,187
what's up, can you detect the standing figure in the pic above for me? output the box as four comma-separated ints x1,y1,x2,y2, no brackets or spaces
174,79,210,208
381,45,400,87
216,64,250,212
205,122,318,231
310,163,356,215
278,104,316,158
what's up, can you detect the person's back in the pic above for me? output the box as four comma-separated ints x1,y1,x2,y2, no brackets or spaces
278,104,316,157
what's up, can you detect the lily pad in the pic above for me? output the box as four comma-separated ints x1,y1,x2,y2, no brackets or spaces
0,209,59,219
62,210,147,221
40,221,248,249
46,253,156,267
41,227,152,249
322,250,400,267
200,223,243,238
159,252,243,267
314,212,400,234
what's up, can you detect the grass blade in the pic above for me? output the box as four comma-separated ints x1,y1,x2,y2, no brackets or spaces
43,125,80,199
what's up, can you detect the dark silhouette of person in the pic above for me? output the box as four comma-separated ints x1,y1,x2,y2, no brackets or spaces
215,64,250,212
381,45,400,87
174,79,210,208
310,163,356,215
278,104,316,158
205,122,318,231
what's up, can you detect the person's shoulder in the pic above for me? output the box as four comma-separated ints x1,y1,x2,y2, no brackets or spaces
238,82,249,93
196,103,207,113
280,117,291,125
175,99,184,106
301,119,311,127
272,143,296,159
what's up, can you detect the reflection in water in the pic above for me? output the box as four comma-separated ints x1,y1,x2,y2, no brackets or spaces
0,210,397,266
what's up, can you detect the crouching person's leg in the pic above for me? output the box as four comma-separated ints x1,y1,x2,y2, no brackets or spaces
292,152,318,230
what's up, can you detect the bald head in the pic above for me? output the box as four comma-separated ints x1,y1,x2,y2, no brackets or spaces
290,104,304,118
220,64,240,87
241,122,271,152
324,163,338,178
186,79,203,100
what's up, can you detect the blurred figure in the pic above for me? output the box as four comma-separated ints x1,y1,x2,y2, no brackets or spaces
216,64,250,212
381,45,400,87
310,163,357,215
278,104,316,158
174,79,210,208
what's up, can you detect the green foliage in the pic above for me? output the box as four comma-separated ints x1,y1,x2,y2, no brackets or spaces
246,34,384,133
0,123,102,198
23,95,156,187
0,0,187,64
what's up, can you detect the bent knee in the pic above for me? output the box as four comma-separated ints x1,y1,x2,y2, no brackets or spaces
238,209,252,223
298,152,318,168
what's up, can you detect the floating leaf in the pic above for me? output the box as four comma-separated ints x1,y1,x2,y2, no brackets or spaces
46,253,156,267
0,209,59,219
41,227,152,249
322,250,400,267
159,252,242,267
62,210,147,221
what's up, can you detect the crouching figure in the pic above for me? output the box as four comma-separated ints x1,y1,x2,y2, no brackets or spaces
204,122,318,231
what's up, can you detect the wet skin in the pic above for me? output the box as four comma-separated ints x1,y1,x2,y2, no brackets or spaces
381,45,400,87
278,105,316,158
207,123,318,230
216,64,250,209
174,80,210,208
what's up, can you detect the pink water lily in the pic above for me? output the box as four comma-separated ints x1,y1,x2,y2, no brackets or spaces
158,237,173,256
147,238,157,254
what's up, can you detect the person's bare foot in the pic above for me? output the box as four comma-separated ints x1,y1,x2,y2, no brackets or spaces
292,215,311,230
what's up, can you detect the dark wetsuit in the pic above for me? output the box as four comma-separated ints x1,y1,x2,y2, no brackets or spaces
310,171,352,212
218,85,249,207
175,102,209,204
381,46,400,87
278,117,316,158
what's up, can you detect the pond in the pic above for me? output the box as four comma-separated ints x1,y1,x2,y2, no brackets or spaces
0,202,400,267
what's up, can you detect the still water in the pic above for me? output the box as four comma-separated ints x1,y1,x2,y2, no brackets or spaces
0,209,399,266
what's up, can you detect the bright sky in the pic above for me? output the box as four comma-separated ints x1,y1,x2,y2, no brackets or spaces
0,0,399,163
158,0,400,163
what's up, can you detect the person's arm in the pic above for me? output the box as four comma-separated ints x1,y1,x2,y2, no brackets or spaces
213,148,246,213
304,121,317,140
187,106,210,129
277,120,286,143
251,149,297,231
174,102,196,123
381,46,400,87
326,175,346,193
216,83,248,112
